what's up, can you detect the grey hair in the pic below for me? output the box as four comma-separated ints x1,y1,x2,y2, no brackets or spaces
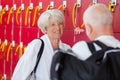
37,9,65,34
83,3,113,28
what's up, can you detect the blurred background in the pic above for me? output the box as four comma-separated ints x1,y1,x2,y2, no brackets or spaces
0,0,120,79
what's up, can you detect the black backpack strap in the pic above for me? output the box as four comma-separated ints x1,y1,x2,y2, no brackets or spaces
33,39,44,73
87,40,109,54
93,40,109,49
87,41,96,54
86,40,111,63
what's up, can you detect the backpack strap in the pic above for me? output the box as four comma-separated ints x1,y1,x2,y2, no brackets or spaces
33,39,44,73
93,40,109,49
87,41,96,54
87,40,109,54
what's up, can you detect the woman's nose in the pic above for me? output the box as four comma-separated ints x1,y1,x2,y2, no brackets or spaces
55,24,60,30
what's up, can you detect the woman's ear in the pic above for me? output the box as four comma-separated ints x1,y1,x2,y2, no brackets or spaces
44,27,47,34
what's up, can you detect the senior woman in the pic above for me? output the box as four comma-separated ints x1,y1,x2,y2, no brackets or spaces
12,9,71,80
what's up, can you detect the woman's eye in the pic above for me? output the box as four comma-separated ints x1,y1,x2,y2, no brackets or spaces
52,23,55,26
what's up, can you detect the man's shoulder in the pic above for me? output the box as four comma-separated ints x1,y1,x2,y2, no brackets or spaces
72,41,92,60
72,41,87,48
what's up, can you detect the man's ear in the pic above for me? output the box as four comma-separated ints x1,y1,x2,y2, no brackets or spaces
85,24,92,35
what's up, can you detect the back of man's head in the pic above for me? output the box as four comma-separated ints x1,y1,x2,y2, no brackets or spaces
83,3,113,28
83,3,113,40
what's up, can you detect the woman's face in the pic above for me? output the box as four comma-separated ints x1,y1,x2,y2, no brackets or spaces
46,17,64,40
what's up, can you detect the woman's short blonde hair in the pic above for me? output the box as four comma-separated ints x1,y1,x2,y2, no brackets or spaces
37,9,65,34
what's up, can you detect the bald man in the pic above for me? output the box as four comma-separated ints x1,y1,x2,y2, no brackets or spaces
72,3,120,60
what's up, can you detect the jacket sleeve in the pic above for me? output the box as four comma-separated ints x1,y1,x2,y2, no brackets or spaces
11,39,42,80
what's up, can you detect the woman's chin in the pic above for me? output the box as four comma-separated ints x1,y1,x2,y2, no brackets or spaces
54,36,61,39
